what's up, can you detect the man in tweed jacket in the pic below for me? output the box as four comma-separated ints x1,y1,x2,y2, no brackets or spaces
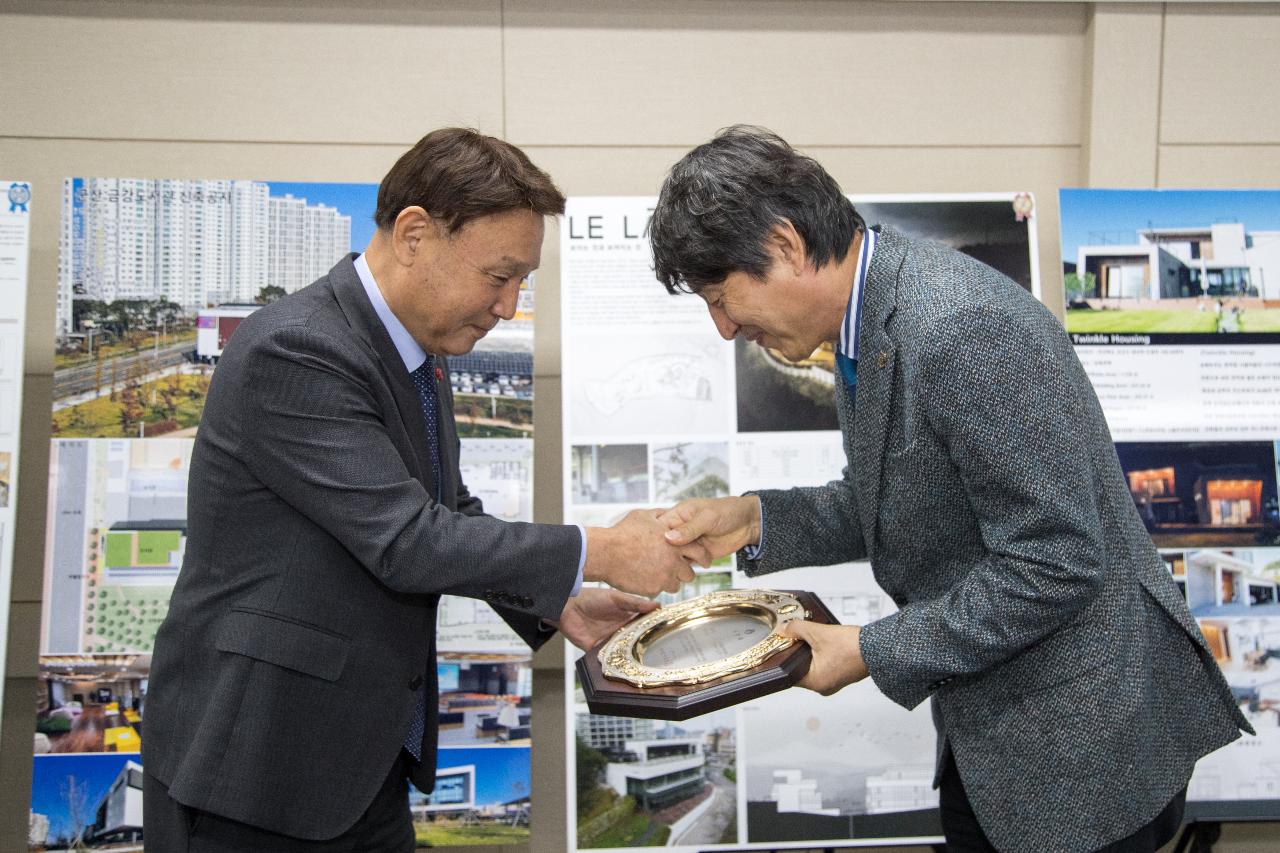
651,126,1251,853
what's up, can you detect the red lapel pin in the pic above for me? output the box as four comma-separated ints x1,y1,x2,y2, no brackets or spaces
435,366,443,381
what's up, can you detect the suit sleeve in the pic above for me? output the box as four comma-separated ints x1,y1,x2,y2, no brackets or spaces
858,304,1105,710
738,378,868,574
737,474,868,575
235,323,580,622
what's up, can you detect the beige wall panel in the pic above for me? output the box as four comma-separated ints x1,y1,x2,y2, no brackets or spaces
0,4,503,143
0,677,37,841
1081,5,1162,186
1161,5,1280,144
1158,145,1280,188
4,602,41,679
504,1,1086,147
9,376,51,605
0,138,413,373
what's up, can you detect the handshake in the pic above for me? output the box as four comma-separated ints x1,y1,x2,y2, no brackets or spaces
583,495,763,597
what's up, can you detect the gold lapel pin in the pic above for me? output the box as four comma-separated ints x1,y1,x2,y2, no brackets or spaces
877,351,889,369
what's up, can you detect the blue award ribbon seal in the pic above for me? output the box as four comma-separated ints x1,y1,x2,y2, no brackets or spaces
8,182,31,213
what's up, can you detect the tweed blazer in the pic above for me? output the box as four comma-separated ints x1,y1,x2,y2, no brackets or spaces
741,227,1250,852
143,255,580,840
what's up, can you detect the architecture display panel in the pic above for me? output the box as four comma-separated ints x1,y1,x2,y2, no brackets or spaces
1061,189,1280,821
30,178,536,849
561,194,1040,850
0,178,32,726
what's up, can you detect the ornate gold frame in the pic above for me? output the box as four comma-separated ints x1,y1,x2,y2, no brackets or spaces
597,589,808,688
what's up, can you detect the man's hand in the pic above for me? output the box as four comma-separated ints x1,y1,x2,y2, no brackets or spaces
552,588,659,651
659,496,762,562
584,509,707,596
778,621,869,696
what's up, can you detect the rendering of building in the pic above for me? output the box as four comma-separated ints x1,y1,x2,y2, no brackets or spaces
1115,442,1278,546
576,715,656,751
864,766,938,815
1075,222,1280,305
1169,549,1280,614
604,737,707,811
706,726,736,761
769,769,840,816
28,811,48,847
85,759,143,846
195,304,261,363
413,764,477,818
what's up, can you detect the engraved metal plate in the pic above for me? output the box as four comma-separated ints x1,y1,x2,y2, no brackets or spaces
597,589,807,688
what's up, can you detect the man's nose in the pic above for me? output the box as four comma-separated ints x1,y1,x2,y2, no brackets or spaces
708,304,738,341
493,279,522,320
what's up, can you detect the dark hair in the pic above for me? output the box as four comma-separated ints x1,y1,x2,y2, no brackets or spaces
649,125,864,294
374,128,565,233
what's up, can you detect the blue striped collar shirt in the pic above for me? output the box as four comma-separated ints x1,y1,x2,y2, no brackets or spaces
836,226,878,364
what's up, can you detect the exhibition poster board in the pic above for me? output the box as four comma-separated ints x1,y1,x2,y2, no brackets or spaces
0,179,32,726
561,194,1040,850
1061,188,1280,820
30,178,535,849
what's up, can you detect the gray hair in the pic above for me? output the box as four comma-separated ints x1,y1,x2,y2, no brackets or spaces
648,125,864,294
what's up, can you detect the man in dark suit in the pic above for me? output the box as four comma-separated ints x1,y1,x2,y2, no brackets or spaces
143,128,700,851
651,126,1251,853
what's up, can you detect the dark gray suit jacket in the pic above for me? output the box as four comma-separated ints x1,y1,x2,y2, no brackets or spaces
742,227,1250,852
143,255,580,840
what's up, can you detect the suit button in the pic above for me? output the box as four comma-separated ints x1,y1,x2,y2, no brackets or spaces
519,596,533,608
409,675,423,691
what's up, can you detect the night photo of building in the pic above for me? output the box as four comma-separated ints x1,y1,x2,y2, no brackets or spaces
1115,442,1280,547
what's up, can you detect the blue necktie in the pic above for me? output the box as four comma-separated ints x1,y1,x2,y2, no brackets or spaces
410,357,443,503
403,356,442,761
835,351,858,391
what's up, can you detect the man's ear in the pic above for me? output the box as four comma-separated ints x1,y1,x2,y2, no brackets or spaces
390,206,432,266
768,220,807,277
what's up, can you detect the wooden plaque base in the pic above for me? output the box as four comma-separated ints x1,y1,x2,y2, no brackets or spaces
576,590,839,721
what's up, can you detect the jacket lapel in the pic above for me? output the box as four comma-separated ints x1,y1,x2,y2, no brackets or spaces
328,254,439,495
851,227,905,552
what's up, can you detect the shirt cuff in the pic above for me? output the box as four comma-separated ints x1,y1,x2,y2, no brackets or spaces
740,501,766,560
572,524,586,597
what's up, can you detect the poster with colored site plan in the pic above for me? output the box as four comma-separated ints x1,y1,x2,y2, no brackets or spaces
31,178,536,850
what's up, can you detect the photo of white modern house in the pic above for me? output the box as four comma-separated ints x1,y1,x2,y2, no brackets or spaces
574,709,738,848
1164,548,1280,615
1060,189,1280,335
1075,223,1280,305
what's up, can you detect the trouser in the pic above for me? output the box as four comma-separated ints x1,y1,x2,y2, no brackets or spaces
143,752,416,852
939,751,1186,853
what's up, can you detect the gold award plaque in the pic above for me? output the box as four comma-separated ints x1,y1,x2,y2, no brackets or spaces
578,588,838,720
598,589,807,688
